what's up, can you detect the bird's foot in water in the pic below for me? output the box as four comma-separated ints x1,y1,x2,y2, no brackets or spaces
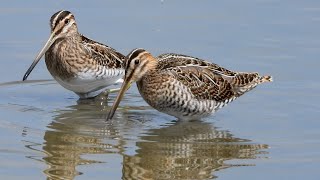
95,88,121,101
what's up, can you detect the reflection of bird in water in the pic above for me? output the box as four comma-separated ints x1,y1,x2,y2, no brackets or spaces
122,121,268,180
22,100,268,179
37,100,127,180
22,10,125,99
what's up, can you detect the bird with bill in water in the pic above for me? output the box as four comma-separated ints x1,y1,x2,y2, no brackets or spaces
108,48,272,120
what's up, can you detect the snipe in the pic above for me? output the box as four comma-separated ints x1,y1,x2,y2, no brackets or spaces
23,10,125,99
108,48,272,120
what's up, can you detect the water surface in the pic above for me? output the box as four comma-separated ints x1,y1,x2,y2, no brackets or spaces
0,1,320,179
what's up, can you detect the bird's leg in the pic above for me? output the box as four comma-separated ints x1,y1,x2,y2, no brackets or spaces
107,88,122,94
94,89,114,101
95,84,132,100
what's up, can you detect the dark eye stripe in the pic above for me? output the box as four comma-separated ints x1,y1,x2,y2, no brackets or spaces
50,10,71,29
126,48,146,70
139,59,148,72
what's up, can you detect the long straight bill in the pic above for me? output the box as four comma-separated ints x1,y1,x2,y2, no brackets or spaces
107,79,132,120
22,33,55,81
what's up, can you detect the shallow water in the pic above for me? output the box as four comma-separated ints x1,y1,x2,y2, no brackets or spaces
1,1,320,180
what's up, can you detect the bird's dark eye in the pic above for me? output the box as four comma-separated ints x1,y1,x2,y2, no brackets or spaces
64,19,70,24
134,59,140,65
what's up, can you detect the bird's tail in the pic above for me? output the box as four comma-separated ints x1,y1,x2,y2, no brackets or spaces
258,75,273,84
232,73,273,96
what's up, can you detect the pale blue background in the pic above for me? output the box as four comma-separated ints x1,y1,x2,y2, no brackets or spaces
0,1,319,179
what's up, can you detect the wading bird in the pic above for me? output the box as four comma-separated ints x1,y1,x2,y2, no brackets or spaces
22,10,125,99
108,48,272,120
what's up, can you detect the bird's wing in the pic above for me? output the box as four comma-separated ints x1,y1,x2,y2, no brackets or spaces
164,65,237,101
81,35,125,69
157,53,237,77
158,53,263,100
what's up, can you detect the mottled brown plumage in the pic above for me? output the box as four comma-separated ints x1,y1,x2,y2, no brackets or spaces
23,10,125,98
108,49,272,120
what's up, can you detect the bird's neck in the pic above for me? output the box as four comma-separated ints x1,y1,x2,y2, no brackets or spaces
146,55,159,72
45,33,83,79
66,32,82,42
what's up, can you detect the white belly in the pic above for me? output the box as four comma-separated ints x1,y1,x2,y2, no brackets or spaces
53,71,123,98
